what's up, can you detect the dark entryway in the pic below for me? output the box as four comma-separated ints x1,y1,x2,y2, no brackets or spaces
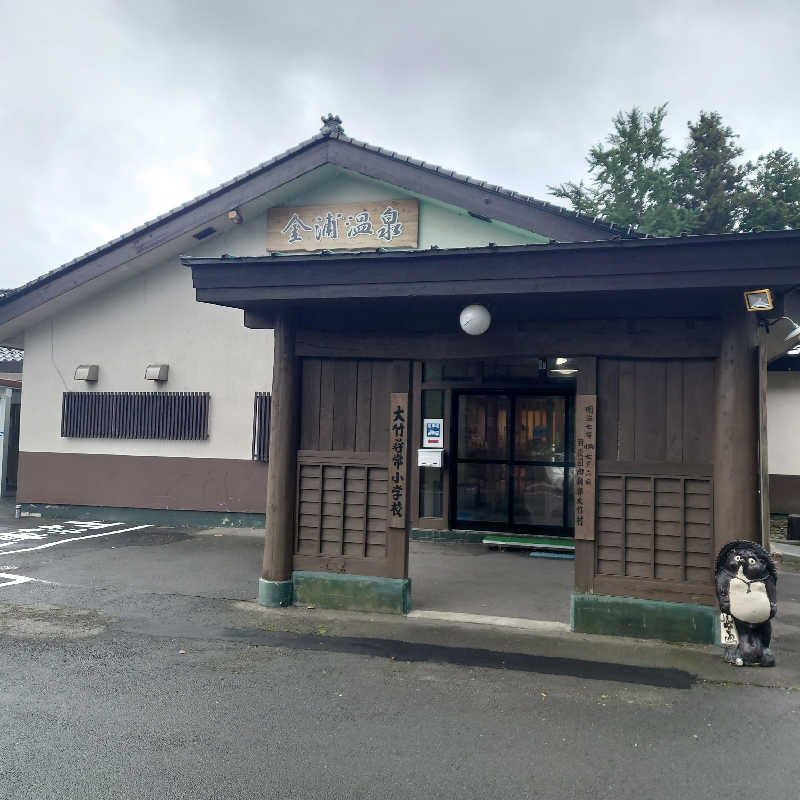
452,392,573,535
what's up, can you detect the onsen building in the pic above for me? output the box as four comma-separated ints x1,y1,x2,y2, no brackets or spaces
2,115,799,642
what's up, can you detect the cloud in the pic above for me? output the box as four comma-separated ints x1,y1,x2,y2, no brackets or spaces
135,149,213,218
1,0,799,288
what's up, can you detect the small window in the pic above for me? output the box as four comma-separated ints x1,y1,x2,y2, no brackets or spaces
61,392,209,439
252,392,271,462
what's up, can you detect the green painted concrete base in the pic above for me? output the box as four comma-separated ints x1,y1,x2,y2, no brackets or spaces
411,529,576,547
258,578,294,608
293,571,411,614
17,503,266,529
570,593,717,644
411,529,487,543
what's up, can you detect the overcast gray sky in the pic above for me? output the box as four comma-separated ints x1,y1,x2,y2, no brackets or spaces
1,0,798,288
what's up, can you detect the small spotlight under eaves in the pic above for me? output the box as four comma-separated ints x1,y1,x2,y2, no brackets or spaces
744,289,774,312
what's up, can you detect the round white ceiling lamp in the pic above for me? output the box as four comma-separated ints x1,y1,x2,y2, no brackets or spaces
459,304,491,336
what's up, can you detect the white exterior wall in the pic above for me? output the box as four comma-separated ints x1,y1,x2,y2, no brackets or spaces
19,167,544,464
21,254,272,460
767,371,800,476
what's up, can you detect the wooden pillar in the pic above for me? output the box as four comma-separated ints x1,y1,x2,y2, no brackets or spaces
713,310,759,553
757,333,770,548
262,310,299,584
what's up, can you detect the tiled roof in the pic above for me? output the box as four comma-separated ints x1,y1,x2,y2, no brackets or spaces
0,117,637,304
0,347,23,362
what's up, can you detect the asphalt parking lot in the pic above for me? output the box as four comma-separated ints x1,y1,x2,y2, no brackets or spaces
0,507,798,685
0,510,799,799
0,515,264,600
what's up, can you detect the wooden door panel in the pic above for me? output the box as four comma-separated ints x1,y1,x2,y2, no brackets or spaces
295,357,410,578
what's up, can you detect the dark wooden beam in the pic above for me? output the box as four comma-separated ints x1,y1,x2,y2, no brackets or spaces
244,310,275,329
195,267,800,304
758,334,770,547
294,319,720,360
262,309,299,582
190,233,800,310
713,310,760,553
190,234,800,291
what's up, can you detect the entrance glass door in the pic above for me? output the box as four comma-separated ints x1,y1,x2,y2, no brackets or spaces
453,392,572,534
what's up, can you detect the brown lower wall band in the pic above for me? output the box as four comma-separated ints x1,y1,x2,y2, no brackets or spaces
17,451,268,513
769,474,800,515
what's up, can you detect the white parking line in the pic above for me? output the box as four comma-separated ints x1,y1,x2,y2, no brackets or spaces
0,572,34,588
0,524,152,556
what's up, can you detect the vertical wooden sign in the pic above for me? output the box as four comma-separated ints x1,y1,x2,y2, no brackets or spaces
388,393,409,528
574,394,597,541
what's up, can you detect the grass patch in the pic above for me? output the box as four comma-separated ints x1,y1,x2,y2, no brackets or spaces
771,513,789,541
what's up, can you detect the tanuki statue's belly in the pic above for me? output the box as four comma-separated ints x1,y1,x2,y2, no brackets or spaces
729,578,771,624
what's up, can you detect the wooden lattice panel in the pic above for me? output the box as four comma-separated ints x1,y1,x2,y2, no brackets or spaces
596,474,713,582
296,462,389,558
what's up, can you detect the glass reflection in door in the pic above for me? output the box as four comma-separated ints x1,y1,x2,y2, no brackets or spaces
453,392,572,533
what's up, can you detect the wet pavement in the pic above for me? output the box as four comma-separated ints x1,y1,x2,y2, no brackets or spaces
0,506,799,797
410,540,573,622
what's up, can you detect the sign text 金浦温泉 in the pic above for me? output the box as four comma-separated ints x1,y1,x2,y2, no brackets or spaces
267,199,419,252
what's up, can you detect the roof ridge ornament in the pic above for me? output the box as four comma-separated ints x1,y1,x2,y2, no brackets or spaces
320,113,344,136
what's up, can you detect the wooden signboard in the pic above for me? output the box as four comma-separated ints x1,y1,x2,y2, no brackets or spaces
388,392,409,528
574,394,596,541
267,198,419,252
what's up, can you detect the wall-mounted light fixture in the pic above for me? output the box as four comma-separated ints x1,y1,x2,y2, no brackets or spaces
144,364,169,382
548,357,578,377
74,364,99,382
744,289,774,312
227,209,243,224
459,304,491,336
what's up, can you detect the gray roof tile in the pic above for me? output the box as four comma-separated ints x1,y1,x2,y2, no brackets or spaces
0,346,23,361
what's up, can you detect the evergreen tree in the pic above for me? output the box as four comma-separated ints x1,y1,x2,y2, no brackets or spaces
549,105,678,234
740,149,800,231
672,111,749,234
551,106,799,236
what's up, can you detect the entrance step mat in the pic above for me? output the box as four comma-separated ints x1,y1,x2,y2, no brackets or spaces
482,534,575,553
529,551,575,560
